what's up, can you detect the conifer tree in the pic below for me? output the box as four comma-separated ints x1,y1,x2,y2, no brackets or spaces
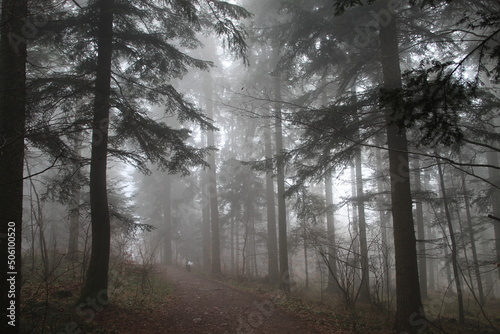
0,1,28,332
28,0,251,304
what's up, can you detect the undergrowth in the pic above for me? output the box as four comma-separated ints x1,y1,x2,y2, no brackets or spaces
20,260,172,334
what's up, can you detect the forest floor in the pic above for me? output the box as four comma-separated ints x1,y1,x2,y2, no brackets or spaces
21,263,500,333
94,265,326,333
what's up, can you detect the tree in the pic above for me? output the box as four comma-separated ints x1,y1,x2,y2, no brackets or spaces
62,0,252,303
412,158,428,299
274,66,291,293
163,175,173,265
436,158,465,323
0,0,28,332
79,0,114,305
378,2,424,330
264,107,280,286
204,71,222,275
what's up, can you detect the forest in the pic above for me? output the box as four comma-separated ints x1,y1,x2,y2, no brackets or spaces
1,0,500,333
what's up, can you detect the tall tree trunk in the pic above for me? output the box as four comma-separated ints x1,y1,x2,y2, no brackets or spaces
412,158,428,299
303,219,309,289
355,138,370,302
0,0,27,331
437,159,465,324
201,138,211,271
461,172,484,304
230,215,235,275
274,68,290,293
264,107,279,286
423,169,435,292
26,168,49,277
378,5,424,331
375,136,391,301
67,148,81,263
79,0,114,305
205,73,221,275
350,164,361,278
325,171,339,291
163,175,172,265
486,149,500,281
321,80,340,292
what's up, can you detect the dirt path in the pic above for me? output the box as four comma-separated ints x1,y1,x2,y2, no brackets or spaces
96,265,321,333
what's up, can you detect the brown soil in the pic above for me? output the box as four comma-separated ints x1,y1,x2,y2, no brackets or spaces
94,265,323,334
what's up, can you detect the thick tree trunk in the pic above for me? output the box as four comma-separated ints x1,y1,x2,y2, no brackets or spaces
274,70,290,293
79,0,114,305
378,5,424,331
205,73,221,275
413,158,428,299
437,159,465,324
0,1,27,331
163,175,172,265
486,149,500,281
264,107,279,286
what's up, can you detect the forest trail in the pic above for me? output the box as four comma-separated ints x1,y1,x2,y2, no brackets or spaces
95,265,322,334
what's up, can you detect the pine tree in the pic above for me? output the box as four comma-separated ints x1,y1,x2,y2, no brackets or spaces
0,1,28,332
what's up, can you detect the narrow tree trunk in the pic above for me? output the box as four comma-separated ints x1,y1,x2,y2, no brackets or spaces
437,159,465,324
205,73,221,275
303,219,309,289
378,6,424,331
375,136,391,301
349,164,362,295
451,176,474,294
325,171,339,291
264,107,279,286
26,169,49,277
79,0,114,305
274,68,290,293
355,138,370,302
67,153,81,263
163,175,172,265
413,158,428,299
0,0,28,331
201,159,211,271
423,169,435,292
230,215,235,275
461,172,484,304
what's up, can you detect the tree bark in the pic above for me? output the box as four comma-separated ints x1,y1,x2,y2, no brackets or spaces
205,73,221,275
0,0,27,331
264,106,279,286
201,138,211,271
355,138,370,302
274,69,290,293
437,159,465,324
461,172,484,304
413,158,427,299
325,171,339,291
163,175,172,265
68,142,82,263
378,4,424,331
79,0,114,305
486,149,500,281
375,136,391,301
